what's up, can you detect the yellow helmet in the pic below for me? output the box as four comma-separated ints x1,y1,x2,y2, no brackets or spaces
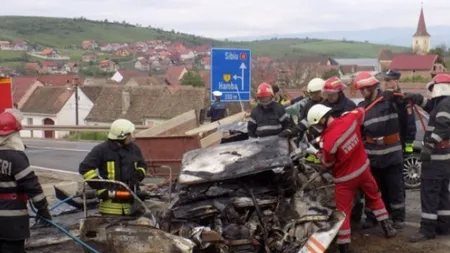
108,119,135,140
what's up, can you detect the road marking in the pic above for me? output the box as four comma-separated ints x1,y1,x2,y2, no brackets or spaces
26,146,91,152
30,165,79,175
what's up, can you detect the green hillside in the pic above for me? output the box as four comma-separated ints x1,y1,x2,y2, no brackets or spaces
0,16,408,58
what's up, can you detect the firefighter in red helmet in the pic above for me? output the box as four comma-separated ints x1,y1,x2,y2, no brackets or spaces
247,82,293,138
0,109,51,252
406,73,450,242
322,76,356,117
353,71,409,230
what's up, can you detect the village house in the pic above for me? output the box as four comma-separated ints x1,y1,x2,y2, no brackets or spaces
164,65,188,86
389,54,446,80
12,40,28,51
100,43,114,52
0,41,11,50
41,48,60,58
193,45,211,56
111,43,122,51
82,52,97,62
40,61,61,74
99,60,118,72
63,62,79,73
81,40,98,49
19,86,102,139
201,56,211,70
11,76,43,109
85,85,206,127
113,48,132,57
134,59,151,71
180,50,195,61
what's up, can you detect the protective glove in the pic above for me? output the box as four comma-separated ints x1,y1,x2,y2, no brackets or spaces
132,169,146,182
36,208,52,220
420,143,433,162
382,90,396,102
279,128,294,138
306,145,318,156
404,93,424,106
404,143,414,154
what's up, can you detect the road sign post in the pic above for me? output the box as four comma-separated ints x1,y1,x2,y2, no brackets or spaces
210,48,251,102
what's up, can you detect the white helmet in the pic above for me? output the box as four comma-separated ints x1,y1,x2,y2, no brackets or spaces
307,78,325,93
108,119,135,140
213,90,222,97
307,104,332,126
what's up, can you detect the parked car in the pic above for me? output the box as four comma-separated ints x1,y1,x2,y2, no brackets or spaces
351,98,428,189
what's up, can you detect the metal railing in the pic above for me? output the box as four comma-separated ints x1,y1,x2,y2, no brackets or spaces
22,125,149,132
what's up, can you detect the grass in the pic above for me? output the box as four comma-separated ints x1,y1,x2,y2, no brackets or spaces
66,131,108,141
0,16,409,60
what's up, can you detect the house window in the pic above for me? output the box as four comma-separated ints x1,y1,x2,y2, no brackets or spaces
416,40,418,45
27,118,33,125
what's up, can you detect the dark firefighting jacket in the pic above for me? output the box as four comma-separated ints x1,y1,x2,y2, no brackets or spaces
419,96,450,178
79,140,147,215
248,101,293,138
358,89,407,168
322,92,356,117
0,149,49,240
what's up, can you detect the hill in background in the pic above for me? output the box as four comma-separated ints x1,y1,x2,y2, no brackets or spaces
0,16,409,59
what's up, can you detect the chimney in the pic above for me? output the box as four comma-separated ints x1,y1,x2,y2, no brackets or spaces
122,90,130,114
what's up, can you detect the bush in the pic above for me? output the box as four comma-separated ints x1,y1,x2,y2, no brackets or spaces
66,131,108,141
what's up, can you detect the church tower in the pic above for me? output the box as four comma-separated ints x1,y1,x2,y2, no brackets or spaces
412,5,431,54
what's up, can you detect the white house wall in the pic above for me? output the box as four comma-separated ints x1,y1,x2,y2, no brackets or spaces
20,88,94,139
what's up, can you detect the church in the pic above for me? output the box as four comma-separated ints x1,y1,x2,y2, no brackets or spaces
377,6,447,80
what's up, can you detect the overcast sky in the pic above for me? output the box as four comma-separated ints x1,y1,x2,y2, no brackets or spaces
1,0,449,38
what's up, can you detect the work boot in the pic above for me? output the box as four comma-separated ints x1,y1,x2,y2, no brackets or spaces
393,220,405,229
436,227,449,235
409,232,435,243
338,243,353,253
380,220,397,238
361,219,377,229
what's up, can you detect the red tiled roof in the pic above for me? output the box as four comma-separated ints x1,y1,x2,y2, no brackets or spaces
166,66,186,81
414,8,430,37
11,76,39,103
42,61,57,67
34,74,82,86
41,48,54,55
389,54,437,70
21,86,73,114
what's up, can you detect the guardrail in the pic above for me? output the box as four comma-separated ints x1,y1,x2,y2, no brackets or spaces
22,125,149,132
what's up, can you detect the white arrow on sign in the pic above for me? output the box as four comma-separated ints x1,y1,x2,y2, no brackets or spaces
232,62,247,90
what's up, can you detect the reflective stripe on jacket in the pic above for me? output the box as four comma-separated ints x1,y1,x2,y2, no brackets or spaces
247,101,293,138
0,150,48,240
79,140,147,215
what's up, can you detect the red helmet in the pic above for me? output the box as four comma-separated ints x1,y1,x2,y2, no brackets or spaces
353,72,379,90
256,82,274,98
323,76,346,93
427,73,450,91
0,112,22,136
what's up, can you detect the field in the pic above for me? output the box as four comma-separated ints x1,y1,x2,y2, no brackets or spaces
0,16,409,60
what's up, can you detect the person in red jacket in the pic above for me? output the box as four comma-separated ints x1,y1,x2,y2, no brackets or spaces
306,104,397,253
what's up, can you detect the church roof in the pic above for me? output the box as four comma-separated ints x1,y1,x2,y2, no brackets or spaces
413,7,430,37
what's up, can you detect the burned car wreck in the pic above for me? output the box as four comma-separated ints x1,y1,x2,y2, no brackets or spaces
164,136,344,253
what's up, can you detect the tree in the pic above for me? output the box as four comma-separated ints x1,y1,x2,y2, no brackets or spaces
180,71,204,87
322,69,340,79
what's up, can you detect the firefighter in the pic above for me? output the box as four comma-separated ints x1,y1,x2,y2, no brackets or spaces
353,71,407,229
0,109,52,252
79,118,147,216
406,73,450,242
322,76,356,117
247,82,293,138
272,84,290,105
383,69,416,154
207,91,227,122
281,78,324,163
306,104,396,253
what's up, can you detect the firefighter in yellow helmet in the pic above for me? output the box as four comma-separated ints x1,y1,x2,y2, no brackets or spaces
79,119,147,216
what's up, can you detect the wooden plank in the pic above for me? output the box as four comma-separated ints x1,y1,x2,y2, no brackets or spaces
135,110,198,137
200,131,224,148
185,112,247,136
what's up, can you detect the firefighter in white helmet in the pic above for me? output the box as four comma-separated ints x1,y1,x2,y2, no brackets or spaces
79,119,148,216
280,78,325,163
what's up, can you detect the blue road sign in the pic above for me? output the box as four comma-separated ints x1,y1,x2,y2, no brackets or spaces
210,48,251,102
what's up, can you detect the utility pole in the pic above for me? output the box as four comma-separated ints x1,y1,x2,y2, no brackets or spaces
70,76,80,125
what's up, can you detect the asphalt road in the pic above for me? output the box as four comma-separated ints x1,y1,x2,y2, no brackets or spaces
24,138,98,172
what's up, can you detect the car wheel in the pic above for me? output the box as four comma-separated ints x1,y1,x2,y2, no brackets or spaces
403,153,421,189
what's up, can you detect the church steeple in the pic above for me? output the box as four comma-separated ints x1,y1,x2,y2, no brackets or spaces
414,5,430,37
412,4,431,54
